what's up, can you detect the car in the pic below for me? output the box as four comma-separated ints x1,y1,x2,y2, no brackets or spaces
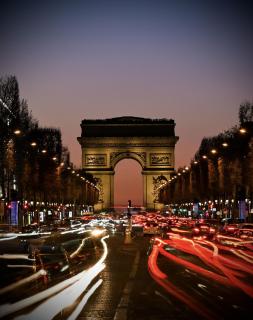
192,223,217,239
221,223,239,235
235,223,253,239
170,224,193,237
238,223,253,230
22,223,39,233
236,228,253,241
131,224,144,236
0,238,38,288
143,222,160,235
221,218,245,225
34,244,70,283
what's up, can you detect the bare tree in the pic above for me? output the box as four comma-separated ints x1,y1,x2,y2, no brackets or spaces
239,101,253,125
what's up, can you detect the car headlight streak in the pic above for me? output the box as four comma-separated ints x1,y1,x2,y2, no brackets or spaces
0,235,109,319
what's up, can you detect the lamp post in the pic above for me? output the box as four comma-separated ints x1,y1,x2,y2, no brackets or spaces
124,200,132,244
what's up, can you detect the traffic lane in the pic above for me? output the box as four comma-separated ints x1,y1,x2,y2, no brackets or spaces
145,239,253,320
126,235,204,320
77,234,138,320
0,235,109,319
0,230,106,306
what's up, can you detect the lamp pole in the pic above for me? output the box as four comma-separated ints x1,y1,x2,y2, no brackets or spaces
124,200,132,244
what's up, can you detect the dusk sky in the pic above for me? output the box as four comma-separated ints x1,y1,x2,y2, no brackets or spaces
1,0,253,205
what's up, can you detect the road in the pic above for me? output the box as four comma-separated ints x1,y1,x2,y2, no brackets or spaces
77,233,253,320
1,229,252,320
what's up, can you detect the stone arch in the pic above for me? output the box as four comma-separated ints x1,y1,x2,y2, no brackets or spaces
77,117,179,211
110,151,146,169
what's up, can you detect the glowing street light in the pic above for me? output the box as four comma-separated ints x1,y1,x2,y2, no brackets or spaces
30,142,37,147
211,149,217,154
14,129,21,135
222,142,228,147
239,128,246,134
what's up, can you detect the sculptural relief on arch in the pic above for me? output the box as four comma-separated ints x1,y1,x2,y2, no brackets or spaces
77,116,179,211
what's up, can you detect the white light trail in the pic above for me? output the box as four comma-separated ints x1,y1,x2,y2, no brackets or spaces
14,263,105,320
0,235,109,319
60,228,88,235
6,264,35,269
70,236,91,259
67,279,103,320
0,269,47,295
0,271,80,318
0,235,18,241
0,254,33,260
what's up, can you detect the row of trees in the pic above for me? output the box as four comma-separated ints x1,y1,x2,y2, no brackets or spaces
159,103,253,217
0,75,98,224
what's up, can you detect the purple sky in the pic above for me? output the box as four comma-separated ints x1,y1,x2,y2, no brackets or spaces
1,0,253,205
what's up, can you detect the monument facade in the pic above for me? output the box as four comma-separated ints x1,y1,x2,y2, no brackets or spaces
77,117,178,211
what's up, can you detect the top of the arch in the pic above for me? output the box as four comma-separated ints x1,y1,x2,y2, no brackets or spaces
80,116,176,137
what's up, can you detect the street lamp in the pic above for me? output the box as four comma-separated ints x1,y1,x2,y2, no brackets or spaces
14,129,21,135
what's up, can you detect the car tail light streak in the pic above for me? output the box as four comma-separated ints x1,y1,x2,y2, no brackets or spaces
150,235,253,301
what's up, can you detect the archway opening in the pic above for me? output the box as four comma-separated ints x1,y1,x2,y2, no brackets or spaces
114,159,143,208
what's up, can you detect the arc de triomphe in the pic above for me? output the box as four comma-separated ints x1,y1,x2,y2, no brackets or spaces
77,117,179,211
